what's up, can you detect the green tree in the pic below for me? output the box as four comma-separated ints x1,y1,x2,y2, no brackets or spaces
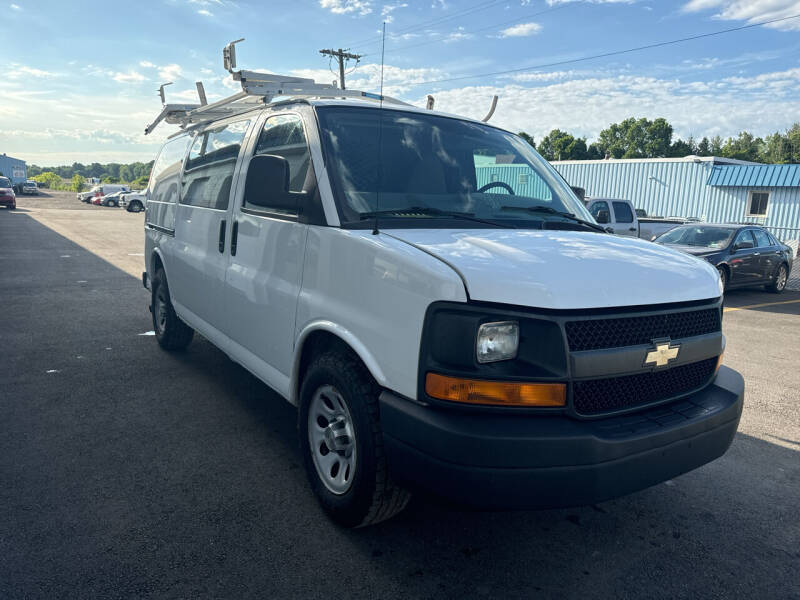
517,131,536,149
132,175,150,189
70,174,85,192
102,175,120,184
720,132,764,162
597,117,674,158
537,129,588,161
32,172,63,189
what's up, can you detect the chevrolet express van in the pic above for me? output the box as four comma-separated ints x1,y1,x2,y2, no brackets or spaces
143,99,744,527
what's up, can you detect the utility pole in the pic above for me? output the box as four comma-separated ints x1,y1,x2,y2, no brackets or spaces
319,48,363,90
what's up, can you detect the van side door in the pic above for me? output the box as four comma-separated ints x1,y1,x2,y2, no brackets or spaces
169,118,252,335
221,112,314,392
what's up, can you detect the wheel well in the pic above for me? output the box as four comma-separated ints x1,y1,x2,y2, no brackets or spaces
151,252,164,277
718,263,730,278
294,331,370,402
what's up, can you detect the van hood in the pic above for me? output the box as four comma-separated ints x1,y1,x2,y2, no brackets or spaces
385,229,721,310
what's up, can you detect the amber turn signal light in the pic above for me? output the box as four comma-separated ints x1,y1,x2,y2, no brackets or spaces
425,373,566,407
715,351,724,374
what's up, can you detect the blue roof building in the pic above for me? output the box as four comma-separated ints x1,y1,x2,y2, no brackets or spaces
552,156,800,245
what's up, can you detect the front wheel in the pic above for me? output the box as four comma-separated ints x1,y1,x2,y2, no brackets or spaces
766,264,788,294
151,268,194,351
129,201,142,213
299,350,410,527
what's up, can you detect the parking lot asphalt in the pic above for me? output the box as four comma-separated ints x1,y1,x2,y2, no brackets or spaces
2,194,799,599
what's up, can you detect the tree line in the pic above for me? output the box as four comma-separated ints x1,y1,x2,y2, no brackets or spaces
519,118,800,164
28,160,154,190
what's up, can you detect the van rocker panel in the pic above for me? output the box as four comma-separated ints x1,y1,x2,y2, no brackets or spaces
379,365,743,509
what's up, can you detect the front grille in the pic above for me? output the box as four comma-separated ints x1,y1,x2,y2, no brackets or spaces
572,357,718,415
565,308,720,352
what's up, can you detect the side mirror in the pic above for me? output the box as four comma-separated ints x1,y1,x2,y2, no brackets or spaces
595,209,610,224
244,154,294,209
733,240,754,252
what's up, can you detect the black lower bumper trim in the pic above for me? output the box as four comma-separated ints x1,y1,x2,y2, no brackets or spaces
379,366,744,509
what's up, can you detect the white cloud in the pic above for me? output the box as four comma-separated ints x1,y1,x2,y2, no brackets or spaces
443,26,473,43
547,0,636,4
7,64,58,79
158,63,183,81
425,67,800,143
320,0,373,15
113,70,147,83
381,1,407,22
683,0,800,31
139,61,157,68
499,21,542,37
10,3,21,10
197,8,213,16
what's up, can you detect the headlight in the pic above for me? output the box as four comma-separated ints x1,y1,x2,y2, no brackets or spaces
476,321,519,363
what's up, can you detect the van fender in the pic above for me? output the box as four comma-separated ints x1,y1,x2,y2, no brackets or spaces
290,320,387,406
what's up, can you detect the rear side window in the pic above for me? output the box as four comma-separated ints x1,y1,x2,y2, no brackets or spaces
734,230,755,247
150,135,191,204
612,201,634,223
752,229,771,248
181,120,250,210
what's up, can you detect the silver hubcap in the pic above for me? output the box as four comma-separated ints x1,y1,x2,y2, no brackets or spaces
777,267,787,290
155,287,168,333
308,385,356,495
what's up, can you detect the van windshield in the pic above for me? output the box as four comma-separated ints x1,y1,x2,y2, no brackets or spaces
315,106,594,229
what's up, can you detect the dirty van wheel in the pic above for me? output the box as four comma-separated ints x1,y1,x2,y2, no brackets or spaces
151,268,193,351
299,351,410,528
766,263,788,293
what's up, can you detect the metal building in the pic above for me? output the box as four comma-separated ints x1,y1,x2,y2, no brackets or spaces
0,153,27,192
552,156,800,245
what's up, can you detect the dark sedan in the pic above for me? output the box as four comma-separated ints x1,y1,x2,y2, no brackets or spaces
655,224,793,293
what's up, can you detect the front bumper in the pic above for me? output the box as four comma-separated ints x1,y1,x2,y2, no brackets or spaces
380,365,744,509
0,196,15,206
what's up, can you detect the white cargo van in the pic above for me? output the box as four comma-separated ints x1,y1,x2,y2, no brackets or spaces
141,61,743,527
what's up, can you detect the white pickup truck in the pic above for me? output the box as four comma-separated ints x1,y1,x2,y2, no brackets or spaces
585,197,688,240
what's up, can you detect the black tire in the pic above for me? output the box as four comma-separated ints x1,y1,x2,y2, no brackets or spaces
151,268,194,351
298,350,410,528
129,201,143,213
766,263,788,294
9,204,16,210
717,266,727,291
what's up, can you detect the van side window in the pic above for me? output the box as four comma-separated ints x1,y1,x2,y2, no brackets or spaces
150,135,191,204
612,201,634,223
244,115,311,216
181,120,250,210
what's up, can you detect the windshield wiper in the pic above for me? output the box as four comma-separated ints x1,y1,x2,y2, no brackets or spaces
500,205,606,233
358,206,515,229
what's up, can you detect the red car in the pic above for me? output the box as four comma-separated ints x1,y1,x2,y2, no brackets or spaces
0,176,16,210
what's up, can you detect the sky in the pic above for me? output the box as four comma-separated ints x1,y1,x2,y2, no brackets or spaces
2,0,800,166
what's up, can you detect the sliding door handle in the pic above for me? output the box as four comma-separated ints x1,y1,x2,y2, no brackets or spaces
218,220,226,253
231,220,239,256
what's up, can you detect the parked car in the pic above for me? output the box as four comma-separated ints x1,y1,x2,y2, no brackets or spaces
78,184,130,203
96,190,125,207
22,180,39,195
655,224,793,293
585,197,689,240
143,97,743,528
119,190,145,212
0,176,16,209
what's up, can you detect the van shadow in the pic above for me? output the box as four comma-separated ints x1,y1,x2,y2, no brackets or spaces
175,338,799,599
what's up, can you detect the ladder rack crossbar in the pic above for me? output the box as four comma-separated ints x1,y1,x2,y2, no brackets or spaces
145,69,410,135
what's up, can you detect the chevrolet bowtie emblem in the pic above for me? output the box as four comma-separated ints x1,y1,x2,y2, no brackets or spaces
644,340,680,368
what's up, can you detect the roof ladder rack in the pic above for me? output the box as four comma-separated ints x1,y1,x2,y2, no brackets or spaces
145,39,411,136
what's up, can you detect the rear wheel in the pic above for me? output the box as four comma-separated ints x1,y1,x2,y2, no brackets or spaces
299,350,410,527
129,201,143,213
766,264,788,294
151,268,194,351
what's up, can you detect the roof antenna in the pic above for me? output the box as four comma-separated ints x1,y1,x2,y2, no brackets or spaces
373,21,387,236
158,82,173,105
482,95,498,122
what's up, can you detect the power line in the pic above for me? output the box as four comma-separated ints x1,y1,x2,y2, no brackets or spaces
414,13,800,86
